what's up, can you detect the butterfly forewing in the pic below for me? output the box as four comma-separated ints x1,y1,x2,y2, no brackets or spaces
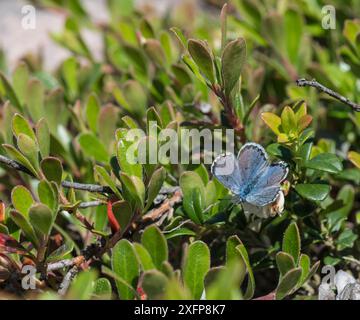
211,153,243,194
237,143,269,183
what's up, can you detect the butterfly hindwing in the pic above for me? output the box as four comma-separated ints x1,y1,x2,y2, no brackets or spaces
245,161,288,206
251,161,288,190
245,185,281,206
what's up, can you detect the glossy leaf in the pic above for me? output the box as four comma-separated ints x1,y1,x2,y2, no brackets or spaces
77,133,109,163
188,39,215,84
295,184,331,201
141,225,168,270
282,222,301,264
305,153,343,174
29,203,53,236
221,37,246,94
11,185,34,217
275,268,302,300
183,240,210,299
112,239,139,300
41,157,63,185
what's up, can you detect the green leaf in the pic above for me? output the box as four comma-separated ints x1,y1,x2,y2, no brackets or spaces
303,261,320,284
235,243,255,299
261,112,282,135
180,171,205,206
122,80,147,118
141,270,168,300
295,183,331,201
36,118,50,158
298,254,310,286
221,37,246,94
62,57,78,100
326,185,355,232
94,165,121,199
38,180,57,211
120,172,145,209
29,203,53,236
183,188,204,224
111,239,139,300
284,9,303,64
98,105,119,148
17,133,39,169
93,278,112,300
348,151,360,169
85,93,100,133
11,185,34,217
220,3,228,50
141,225,168,270
40,157,63,185
0,72,22,111
225,235,247,283
276,252,296,277
183,241,210,299
281,106,296,134
146,106,163,132
305,153,343,174
77,133,109,163
133,243,156,271
12,113,36,140
2,143,38,177
275,268,302,300
164,227,196,240
170,27,187,50
47,242,74,262
116,136,143,179
67,270,96,300
12,62,29,106
336,229,358,251
205,263,243,300
108,0,134,18
26,79,45,121
140,19,155,39
10,210,39,247
282,222,301,264
188,39,215,83
143,39,167,68
144,167,166,212
111,200,133,231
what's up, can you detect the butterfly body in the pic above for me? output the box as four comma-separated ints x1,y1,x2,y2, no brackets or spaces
211,142,288,216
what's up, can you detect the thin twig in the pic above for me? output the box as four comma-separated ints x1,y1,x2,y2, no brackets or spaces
0,155,35,176
47,256,84,272
296,78,360,111
0,154,115,194
142,189,183,225
57,265,79,295
61,181,114,194
57,255,85,295
78,200,105,209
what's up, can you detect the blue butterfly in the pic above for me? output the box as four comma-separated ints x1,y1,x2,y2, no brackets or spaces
211,142,288,217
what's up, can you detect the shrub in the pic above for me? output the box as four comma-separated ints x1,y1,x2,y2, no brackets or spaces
0,0,359,300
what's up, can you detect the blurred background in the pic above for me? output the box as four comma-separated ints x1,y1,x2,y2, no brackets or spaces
0,0,186,70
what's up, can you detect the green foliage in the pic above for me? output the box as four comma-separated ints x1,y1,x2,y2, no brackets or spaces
0,0,358,301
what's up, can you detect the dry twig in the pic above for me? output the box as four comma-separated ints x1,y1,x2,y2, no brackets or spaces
296,78,360,112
